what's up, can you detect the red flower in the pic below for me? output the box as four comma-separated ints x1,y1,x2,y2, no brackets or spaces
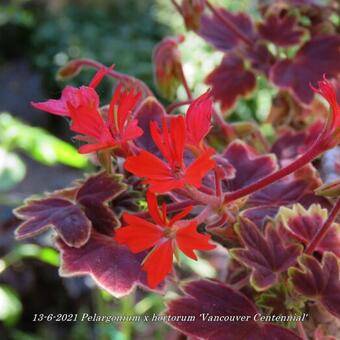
69,83,142,154
153,35,185,99
31,66,110,117
115,191,216,288
185,90,213,153
124,115,215,193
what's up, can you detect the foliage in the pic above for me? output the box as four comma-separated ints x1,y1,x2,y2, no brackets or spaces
8,0,340,339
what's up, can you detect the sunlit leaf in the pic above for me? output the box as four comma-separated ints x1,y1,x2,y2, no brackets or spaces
0,284,22,326
0,112,87,168
0,147,26,192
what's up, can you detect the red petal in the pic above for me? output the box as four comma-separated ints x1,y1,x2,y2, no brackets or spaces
108,83,123,131
31,84,101,117
206,55,256,111
125,151,186,193
146,191,166,226
170,116,186,166
169,205,192,226
150,120,172,163
125,151,171,179
31,99,70,117
186,91,212,147
88,65,113,88
78,142,113,154
117,89,141,131
121,120,143,142
176,221,216,260
115,213,163,253
185,149,215,187
143,240,174,288
69,102,112,142
146,178,185,194
31,85,87,117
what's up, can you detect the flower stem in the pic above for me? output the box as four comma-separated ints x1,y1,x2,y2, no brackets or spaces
224,138,326,203
186,186,221,208
206,213,227,229
97,150,112,174
67,58,153,97
178,65,193,100
170,0,182,13
193,206,213,224
214,167,223,197
305,197,340,255
205,1,253,46
166,99,193,114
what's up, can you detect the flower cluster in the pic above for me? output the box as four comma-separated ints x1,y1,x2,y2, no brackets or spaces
116,191,215,288
30,67,219,286
32,67,142,154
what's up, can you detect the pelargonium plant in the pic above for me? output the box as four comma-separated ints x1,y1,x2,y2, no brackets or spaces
13,0,340,339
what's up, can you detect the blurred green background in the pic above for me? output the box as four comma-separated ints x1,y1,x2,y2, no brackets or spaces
0,0,256,339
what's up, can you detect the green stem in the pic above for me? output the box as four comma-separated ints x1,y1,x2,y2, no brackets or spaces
120,294,134,339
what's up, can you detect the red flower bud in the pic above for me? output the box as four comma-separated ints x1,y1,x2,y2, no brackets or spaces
153,35,185,99
56,60,83,81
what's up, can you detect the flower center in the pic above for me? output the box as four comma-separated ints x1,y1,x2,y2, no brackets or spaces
163,225,178,238
172,164,183,179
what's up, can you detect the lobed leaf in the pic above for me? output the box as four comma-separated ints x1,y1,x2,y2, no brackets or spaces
76,172,126,203
206,55,256,111
166,279,302,339
15,198,91,248
199,9,255,52
244,178,312,227
230,217,302,291
245,44,275,76
279,204,340,256
56,232,160,298
14,172,127,244
289,252,340,318
270,35,340,105
258,14,305,47
271,122,323,166
76,172,126,236
222,140,278,192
